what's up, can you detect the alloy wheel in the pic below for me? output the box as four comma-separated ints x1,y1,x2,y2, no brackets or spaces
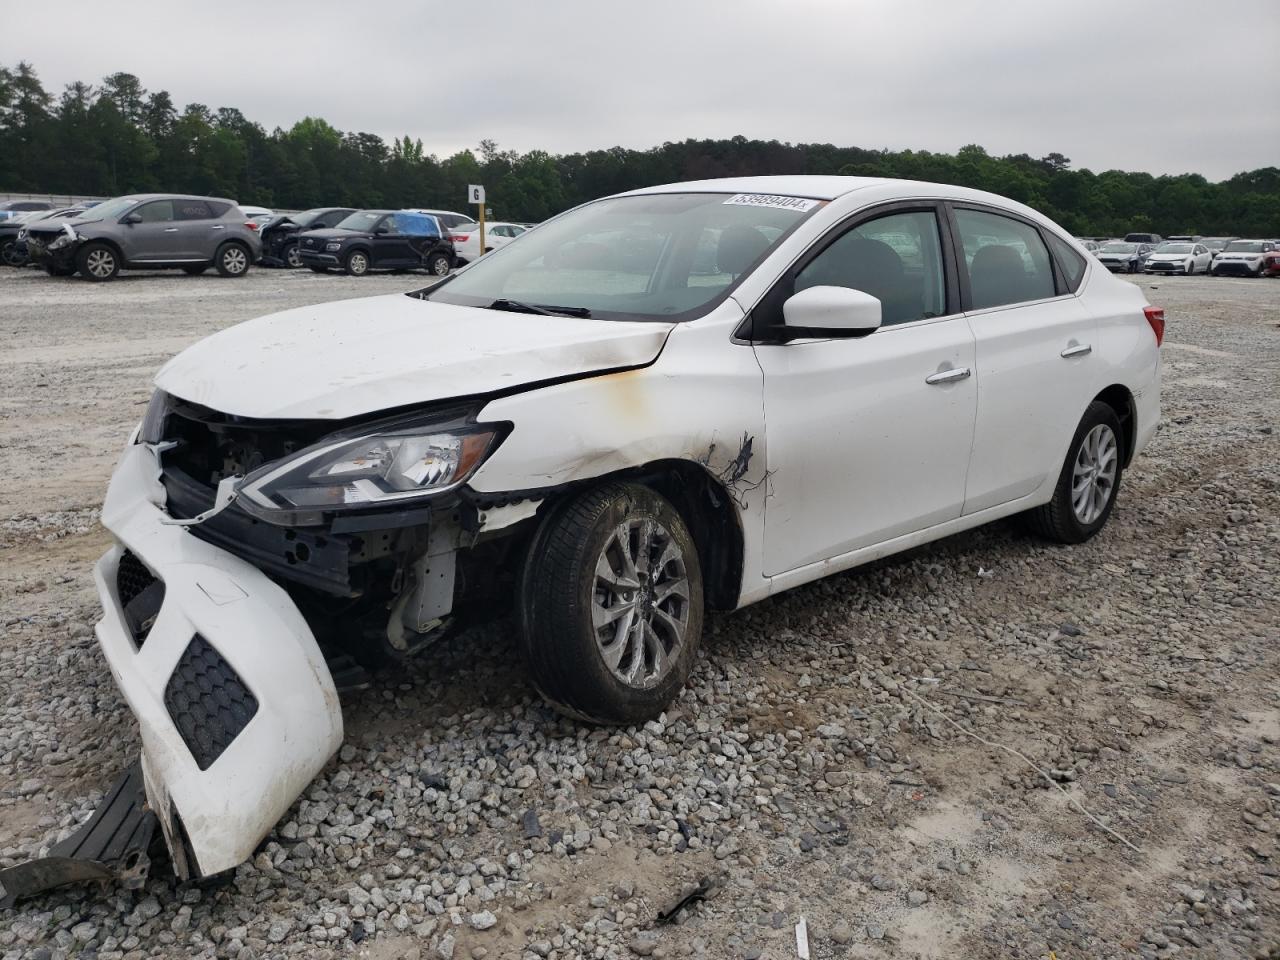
1071,423,1118,525
86,249,115,278
349,252,368,275
591,517,691,690
222,247,247,274
285,244,302,268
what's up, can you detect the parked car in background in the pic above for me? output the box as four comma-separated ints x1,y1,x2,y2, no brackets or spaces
0,199,55,221
298,209,455,276
81,175,1161,885
1263,245,1280,277
1165,235,1202,243
1075,238,1101,253
1211,239,1275,277
1124,232,1162,244
23,194,261,281
403,208,477,231
451,220,529,264
0,207,86,266
238,204,274,229
259,207,357,267
1143,241,1213,275
1200,237,1236,264
1095,240,1155,273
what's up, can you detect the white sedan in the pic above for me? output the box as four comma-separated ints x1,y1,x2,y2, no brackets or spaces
450,220,529,264
65,175,1161,887
1143,241,1213,275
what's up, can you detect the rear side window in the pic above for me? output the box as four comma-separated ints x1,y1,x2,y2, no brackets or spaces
955,209,1056,310
206,201,231,217
135,200,175,223
393,213,438,236
1045,232,1087,293
176,199,214,220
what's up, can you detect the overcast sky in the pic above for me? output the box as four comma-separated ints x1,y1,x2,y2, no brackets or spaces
4,0,1277,181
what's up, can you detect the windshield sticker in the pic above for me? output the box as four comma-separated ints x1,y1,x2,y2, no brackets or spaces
723,193,821,212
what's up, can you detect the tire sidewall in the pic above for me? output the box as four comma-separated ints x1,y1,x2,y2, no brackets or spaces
524,484,704,724
427,253,450,276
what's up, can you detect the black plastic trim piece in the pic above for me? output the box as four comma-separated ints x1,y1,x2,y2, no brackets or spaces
164,634,258,771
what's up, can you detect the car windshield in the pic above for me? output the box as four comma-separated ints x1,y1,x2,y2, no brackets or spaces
1203,239,1230,250
1224,240,1263,252
72,196,141,222
424,192,822,322
1100,242,1136,253
1156,243,1194,253
335,210,384,231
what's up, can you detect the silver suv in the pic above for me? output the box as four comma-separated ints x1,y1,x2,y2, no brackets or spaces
23,194,262,281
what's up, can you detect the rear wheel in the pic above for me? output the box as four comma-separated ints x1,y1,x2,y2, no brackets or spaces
0,239,22,267
344,250,370,276
283,242,302,269
76,242,120,281
1024,401,1123,544
214,243,250,277
518,483,703,724
426,252,451,277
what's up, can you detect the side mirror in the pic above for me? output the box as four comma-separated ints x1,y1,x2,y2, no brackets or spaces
123,213,143,225
781,285,882,339
374,225,389,235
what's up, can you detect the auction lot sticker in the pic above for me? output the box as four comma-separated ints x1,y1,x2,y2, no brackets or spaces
723,193,822,212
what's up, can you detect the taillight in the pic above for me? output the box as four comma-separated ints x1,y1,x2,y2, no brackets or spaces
245,221,259,231
450,234,469,242
1144,306,1165,346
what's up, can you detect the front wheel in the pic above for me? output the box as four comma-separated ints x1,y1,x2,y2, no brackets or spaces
425,252,451,277
518,483,704,724
0,239,22,267
214,243,250,277
283,242,302,269
344,250,370,276
1024,401,1123,544
76,242,120,281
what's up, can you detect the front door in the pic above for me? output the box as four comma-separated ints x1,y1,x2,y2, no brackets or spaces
124,199,180,261
755,205,978,576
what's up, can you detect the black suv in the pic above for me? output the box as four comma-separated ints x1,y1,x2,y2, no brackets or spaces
298,210,455,277
259,207,356,267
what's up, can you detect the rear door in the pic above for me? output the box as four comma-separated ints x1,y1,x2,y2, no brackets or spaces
173,198,218,259
952,205,1099,514
755,203,978,576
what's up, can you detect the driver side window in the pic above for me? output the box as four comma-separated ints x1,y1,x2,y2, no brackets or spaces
795,210,947,326
134,200,175,223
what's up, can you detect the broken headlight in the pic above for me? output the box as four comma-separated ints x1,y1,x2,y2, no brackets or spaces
237,414,505,518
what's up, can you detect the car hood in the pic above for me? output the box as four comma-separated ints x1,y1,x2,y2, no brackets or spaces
1147,253,1191,261
155,293,673,420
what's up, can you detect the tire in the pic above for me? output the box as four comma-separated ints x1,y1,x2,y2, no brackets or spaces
214,242,250,278
308,265,328,273
1184,260,1194,275
1024,401,1124,544
76,242,120,281
0,239,21,267
283,242,302,269
344,249,370,276
518,482,704,725
182,265,207,276
425,252,451,277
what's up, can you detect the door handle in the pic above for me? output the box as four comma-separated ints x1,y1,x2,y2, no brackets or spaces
1060,343,1092,358
925,366,971,385
211,225,226,230
163,227,179,232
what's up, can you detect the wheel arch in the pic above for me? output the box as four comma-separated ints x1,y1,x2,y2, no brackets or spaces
1093,383,1136,467
215,237,252,258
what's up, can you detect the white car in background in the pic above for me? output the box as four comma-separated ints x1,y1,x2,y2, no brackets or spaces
451,220,529,264
237,204,275,232
1143,241,1212,275
1211,239,1275,277
38,175,1161,892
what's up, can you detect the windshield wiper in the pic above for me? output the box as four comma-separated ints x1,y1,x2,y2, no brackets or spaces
488,299,592,318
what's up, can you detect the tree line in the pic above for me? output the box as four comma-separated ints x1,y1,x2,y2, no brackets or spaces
2,61,1277,237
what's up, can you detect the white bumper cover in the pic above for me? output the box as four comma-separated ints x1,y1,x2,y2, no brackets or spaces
95,443,343,877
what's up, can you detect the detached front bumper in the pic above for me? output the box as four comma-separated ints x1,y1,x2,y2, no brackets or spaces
94,443,343,878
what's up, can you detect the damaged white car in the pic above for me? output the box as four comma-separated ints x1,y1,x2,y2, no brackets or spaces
3,176,1163,901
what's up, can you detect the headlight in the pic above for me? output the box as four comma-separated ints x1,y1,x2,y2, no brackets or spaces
238,413,506,519
325,241,342,251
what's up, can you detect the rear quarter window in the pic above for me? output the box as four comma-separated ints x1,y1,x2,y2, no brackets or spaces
1045,232,1088,293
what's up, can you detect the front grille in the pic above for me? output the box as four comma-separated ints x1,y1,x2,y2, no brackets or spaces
117,550,164,648
164,634,258,770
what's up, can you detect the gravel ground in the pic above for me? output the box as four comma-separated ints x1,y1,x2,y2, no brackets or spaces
1,265,1277,960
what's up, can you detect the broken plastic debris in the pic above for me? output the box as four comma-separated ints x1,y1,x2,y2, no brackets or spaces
655,875,717,924
977,566,994,578
795,916,811,959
